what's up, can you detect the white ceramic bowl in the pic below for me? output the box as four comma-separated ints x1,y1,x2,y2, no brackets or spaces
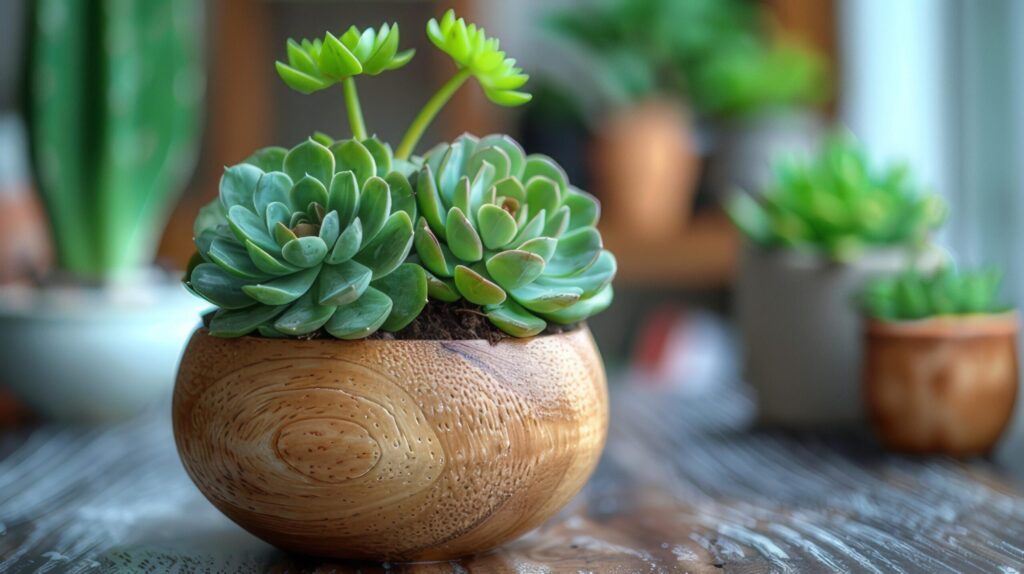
0,273,207,422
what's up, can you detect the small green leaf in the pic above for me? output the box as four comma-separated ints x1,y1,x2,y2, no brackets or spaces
564,187,600,230
328,218,363,264
275,61,332,94
319,211,340,246
328,170,361,227
286,39,318,75
478,204,518,249
523,154,567,191
544,206,570,238
525,176,561,218
454,265,506,306
468,145,511,180
208,238,269,280
318,259,372,305
414,217,451,277
416,165,447,239
509,282,582,313
363,137,393,176
319,31,363,79
494,177,526,203
324,287,393,339
282,236,329,268
539,284,613,324
358,176,392,246
254,172,292,217
355,211,414,279
425,269,461,302
510,209,546,248
274,221,298,246
210,304,287,338
228,205,278,253
518,236,557,262
485,299,546,337
265,202,291,232
478,135,525,178
385,172,417,221
536,250,616,298
451,177,472,220
245,239,298,275
219,164,263,211
438,139,471,203
191,263,255,309
284,139,335,186
244,147,288,173
446,207,483,262
372,263,428,332
486,250,545,291
546,227,602,276
331,139,377,186
242,265,321,305
274,291,337,335
290,175,329,212
194,200,228,240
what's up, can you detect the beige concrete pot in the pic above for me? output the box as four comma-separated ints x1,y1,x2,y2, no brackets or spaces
173,327,608,561
864,313,1019,456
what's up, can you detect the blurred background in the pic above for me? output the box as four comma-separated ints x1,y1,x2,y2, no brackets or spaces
1,0,1023,444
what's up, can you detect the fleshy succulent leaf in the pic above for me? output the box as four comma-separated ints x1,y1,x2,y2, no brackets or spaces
241,265,321,305
190,263,255,310
274,291,337,335
284,139,335,186
318,259,372,306
281,236,329,268
357,176,392,246
324,287,393,339
486,250,545,291
219,164,263,211
328,170,361,227
485,299,546,337
446,207,483,262
332,140,377,186
244,147,288,173
372,262,428,332
354,211,414,279
454,265,506,306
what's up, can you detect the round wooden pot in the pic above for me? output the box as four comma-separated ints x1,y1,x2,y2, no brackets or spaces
864,313,1019,456
173,327,608,560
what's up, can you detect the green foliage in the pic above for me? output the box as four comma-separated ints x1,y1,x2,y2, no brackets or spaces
727,133,945,261
546,0,827,117
411,134,616,336
427,10,531,107
275,23,415,94
186,136,425,339
862,267,1010,321
26,0,204,277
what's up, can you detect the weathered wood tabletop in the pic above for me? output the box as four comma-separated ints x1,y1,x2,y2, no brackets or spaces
3,384,1024,573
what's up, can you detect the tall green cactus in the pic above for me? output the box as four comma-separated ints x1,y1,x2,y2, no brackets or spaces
26,0,204,277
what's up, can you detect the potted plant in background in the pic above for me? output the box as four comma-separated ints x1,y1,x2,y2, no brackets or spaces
0,0,205,421
862,267,1017,456
174,11,616,560
728,132,946,427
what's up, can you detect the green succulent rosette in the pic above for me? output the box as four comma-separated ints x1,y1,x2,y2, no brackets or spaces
275,23,415,94
186,136,427,339
410,133,616,336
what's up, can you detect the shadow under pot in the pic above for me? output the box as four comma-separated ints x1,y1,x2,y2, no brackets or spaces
173,327,608,561
864,313,1019,456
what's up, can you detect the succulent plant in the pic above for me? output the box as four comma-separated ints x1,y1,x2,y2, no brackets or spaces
728,132,946,261
862,267,1010,321
186,136,425,339
410,134,616,336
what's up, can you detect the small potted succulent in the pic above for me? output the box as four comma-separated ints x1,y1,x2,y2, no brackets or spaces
862,267,1018,456
173,11,616,561
729,132,945,427
0,0,205,421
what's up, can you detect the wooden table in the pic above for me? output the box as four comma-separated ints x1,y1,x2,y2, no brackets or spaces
3,384,1024,573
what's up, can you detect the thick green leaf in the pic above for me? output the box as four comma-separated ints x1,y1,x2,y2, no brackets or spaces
539,284,614,324
564,187,600,230
485,299,546,337
194,200,228,239
478,134,526,178
414,217,451,277
416,165,447,239
536,250,616,298
468,145,511,180
328,170,361,227
275,61,331,94
451,176,472,219
546,227,602,276
328,218,363,264
517,236,557,262
510,282,582,313
282,236,328,268
265,202,291,232
219,164,263,211
510,209,547,248
478,204,518,249
319,211,340,246
284,139,335,186
494,177,526,203
241,265,320,305
544,206,570,238
385,172,417,221
358,176,392,246
254,172,292,217
438,139,470,203
446,207,483,262
355,211,414,279
331,139,376,186
290,175,329,213
245,239,298,275
324,287,393,339
244,146,287,173
468,162,497,219
318,259,372,306
525,176,561,218
228,205,278,253
523,154,568,192
274,291,337,335
191,263,255,309
319,31,363,79
208,238,268,280
210,304,286,337
486,250,545,291
311,131,335,147
286,39,318,75
372,263,428,332
363,137,393,176
454,265,506,306
274,221,298,247
425,269,461,302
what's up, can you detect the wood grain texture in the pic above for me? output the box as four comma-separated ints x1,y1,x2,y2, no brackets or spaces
172,328,609,561
865,314,1019,456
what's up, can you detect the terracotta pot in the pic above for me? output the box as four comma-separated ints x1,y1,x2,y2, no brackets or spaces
173,327,608,560
864,313,1019,456
591,99,699,241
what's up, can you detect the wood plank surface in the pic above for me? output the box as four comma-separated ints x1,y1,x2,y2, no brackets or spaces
2,384,1024,573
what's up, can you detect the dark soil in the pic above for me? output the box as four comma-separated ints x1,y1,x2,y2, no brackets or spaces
204,300,580,344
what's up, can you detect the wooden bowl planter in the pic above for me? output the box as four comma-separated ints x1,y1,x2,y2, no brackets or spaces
173,327,608,561
864,313,1019,456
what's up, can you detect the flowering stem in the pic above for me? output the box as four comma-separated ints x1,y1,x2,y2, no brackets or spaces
396,68,473,160
342,77,368,141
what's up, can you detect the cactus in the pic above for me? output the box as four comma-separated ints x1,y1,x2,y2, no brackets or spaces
411,134,615,337
728,132,946,262
26,0,204,277
186,136,424,339
861,267,1010,321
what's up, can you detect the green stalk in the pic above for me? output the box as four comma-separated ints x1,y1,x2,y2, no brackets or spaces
342,77,368,141
395,68,473,160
